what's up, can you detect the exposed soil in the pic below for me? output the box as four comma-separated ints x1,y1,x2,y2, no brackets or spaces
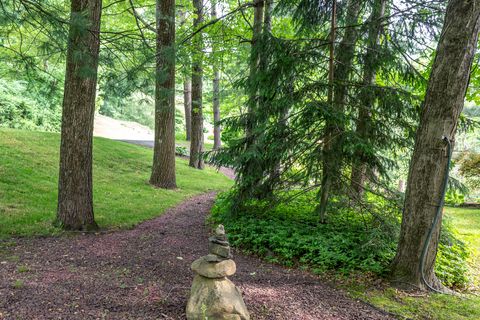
0,193,393,320
94,114,154,141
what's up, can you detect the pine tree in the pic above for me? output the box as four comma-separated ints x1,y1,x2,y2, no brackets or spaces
350,0,387,197
184,77,192,141
317,0,362,223
212,0,221,150
57,0,102,230
189,0,205,169
150,0,177,189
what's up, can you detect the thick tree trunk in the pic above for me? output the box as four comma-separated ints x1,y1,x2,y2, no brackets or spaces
189,0,204,169
150,0,177,189
184,77,192,141
390,0,480,291
212,1,221,150
350,0,386,197
317,0,361,222
57,0,102,231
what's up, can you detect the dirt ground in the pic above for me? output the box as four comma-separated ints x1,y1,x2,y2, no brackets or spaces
93,114,154,141
0,193,394,320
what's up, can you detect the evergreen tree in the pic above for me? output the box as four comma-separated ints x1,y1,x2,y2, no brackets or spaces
212,0,222,150
57,0,102,230
350,0,387,197
189,0,205,169
150,0,177,189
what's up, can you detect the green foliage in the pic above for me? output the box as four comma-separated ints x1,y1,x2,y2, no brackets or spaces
458,152,480,190
445,190,465,207
0,79,61,131
211,191,471,288
352,287,480,320
212,191,397,274
175,145,188,156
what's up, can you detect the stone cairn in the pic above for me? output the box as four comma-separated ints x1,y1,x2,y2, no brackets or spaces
186,225,250,320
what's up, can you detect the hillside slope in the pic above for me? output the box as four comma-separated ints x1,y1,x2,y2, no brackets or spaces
0,129,232,237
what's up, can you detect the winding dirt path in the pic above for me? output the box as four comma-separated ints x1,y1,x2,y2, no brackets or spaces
0,193,393,319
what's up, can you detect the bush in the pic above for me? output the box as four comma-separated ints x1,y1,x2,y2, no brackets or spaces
445,190,465,206
211,191,471,288
435,218,471,288
175,146,188,156
0,79,61,131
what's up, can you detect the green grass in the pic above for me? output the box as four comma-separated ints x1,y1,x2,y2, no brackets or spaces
350,286,480,320
0,128,232,238
446,207,480,259
446,207,480,290
175,132,214,151
348,207,480,320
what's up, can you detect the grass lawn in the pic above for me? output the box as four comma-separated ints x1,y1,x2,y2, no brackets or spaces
0,128,232,238
174,132,214,151
349,206,480,320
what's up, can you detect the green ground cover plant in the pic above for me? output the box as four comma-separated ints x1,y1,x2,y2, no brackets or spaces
211,192,471,288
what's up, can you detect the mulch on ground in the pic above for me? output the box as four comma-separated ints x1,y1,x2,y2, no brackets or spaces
0,193,393,319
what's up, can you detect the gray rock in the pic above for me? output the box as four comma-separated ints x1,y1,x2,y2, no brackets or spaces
209,242,231,258
214,225,227,241
209,236,229,246
205,254,225,262
191,256,236,278
186,275,250,320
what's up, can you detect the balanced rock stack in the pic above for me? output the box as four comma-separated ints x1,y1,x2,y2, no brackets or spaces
186,225,250,320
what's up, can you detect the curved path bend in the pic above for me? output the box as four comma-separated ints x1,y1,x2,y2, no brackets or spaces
0,193,393,319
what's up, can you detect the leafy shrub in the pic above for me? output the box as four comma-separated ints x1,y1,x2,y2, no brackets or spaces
0,79,61,131
458,152,480,190
211,191,471,288
445,190,465,206
175,146,188,156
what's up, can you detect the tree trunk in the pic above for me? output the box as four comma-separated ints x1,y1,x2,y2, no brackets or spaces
189,0,204,169
390,0,480,291
245,0,264,137
213,69,221,149
150,0,177,189
317,0,361,222
184,77,192,141
350,0,386,197
57,0,102,231
264,0,272,32
317,0,337,223
212,1,221,150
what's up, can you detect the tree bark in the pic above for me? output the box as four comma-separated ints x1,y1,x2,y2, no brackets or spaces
263,0,272,34
213,69,221,150
350,0,386,197
317,0,361,222
245,0,264,137
317,0,337,223
212,1,221,150
189,0,204,169
184,77,192,141
390,0,480,291
150,0,177,189
57,0,102,230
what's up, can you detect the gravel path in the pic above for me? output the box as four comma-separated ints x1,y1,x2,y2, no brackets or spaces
0,193,393,320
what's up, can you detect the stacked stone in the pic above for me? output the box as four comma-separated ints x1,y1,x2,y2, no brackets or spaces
186,225,250,320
